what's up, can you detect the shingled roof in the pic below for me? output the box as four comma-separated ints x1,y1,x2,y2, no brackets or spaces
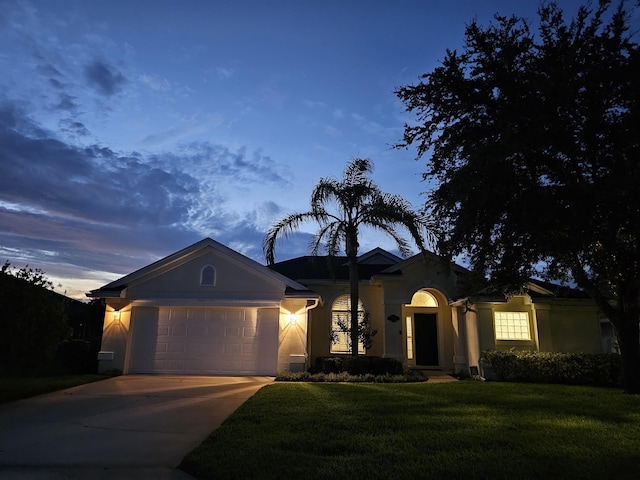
270,254,402,283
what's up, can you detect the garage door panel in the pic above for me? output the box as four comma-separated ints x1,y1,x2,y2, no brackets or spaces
128,307,273,375
185,342,205,355
170,324,186,336
224,343,241,355
187,324,207,337
241,360,257,372
242,343,258,355
225,326,241,337
183,358,203,371
169,342,185,353
223,360,241,372
203,357,222,371
166,359,184,371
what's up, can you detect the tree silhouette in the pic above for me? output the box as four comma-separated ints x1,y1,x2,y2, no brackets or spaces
264,158,429,356
396,1,640,392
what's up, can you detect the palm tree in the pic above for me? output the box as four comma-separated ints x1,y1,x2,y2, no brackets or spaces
264,157,430,356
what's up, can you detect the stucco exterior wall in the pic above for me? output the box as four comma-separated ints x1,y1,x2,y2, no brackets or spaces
98,303,133,373
547,302,602,353
303,256,463,370
124,306,159,373
277,299,311,372
383,302,404,360
389,256,460,302
474,295,604,356
256,307,279,374
305,282,386,365
125,251,284,301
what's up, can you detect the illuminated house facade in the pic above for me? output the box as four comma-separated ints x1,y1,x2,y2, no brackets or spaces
90,238,611,376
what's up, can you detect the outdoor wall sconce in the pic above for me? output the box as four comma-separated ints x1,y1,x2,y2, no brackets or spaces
387,314,400,323
288,313,297,325
112,309,121,323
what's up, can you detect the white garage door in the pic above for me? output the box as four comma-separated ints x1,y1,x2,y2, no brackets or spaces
128,307,278,375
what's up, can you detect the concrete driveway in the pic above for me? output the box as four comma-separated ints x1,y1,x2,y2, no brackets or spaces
0,375,273,479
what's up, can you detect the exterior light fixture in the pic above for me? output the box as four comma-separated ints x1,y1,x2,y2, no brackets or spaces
288,313,296,325
112,309,121,322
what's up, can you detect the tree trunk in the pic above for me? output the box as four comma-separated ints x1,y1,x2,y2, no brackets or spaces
348,254,359,357
614,310,640,394
577,274,640,394
346,233,360,357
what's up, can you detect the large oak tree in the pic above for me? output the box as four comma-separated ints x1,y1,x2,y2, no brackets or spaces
396,1,640,392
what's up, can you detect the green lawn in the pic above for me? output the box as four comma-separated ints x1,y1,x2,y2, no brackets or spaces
180,381,640,480
0,374,106,404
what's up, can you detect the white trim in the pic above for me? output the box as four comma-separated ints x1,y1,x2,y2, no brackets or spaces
200,264,216,286
95,237,310,293
131,298,281,308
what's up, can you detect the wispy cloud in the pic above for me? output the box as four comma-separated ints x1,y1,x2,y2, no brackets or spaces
84,59,127,96
0,100,294,287
139,74,170,92
216,67,234,79
58,118,91,138
351,112,384,135
302,99,326,109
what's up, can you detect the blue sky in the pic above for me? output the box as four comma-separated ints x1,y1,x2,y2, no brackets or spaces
0,0,590,299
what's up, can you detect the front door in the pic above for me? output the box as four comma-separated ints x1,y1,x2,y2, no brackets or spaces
414,313,439,366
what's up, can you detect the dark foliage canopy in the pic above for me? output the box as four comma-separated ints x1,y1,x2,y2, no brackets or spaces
396,1,640,392
0,262,70,374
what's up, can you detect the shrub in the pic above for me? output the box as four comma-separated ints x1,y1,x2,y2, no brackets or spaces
275,371,428,383
342,355,371,375
403,369,430,382
313,356,403,375
315,356,344,374
54,339,98,374
480,349,623,387
370,356,404,375
276,371,312,382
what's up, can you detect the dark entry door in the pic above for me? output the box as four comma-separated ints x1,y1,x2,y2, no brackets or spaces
414,313,439,366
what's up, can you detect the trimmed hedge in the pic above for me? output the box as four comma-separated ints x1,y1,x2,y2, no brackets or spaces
313,356,404,375
275,370,429,383
54,339,98,374
480,350,623,388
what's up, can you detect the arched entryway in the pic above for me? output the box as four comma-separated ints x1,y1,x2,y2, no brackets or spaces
404,289,442,367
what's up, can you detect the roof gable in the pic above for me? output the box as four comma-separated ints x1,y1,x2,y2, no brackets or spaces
356,248,402,265
380,249,468,275
89,237,311,298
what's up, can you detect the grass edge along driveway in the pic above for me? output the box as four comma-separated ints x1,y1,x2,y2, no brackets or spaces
181,381,640,480
0,374,107,404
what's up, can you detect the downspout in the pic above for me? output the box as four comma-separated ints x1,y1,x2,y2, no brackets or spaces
302,298,320,370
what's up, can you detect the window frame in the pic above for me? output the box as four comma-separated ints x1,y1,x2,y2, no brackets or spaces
200,265,216,286
493,311,531,341
330,295,365,354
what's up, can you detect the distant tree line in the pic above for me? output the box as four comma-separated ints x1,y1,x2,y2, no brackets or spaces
0,261,104,376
